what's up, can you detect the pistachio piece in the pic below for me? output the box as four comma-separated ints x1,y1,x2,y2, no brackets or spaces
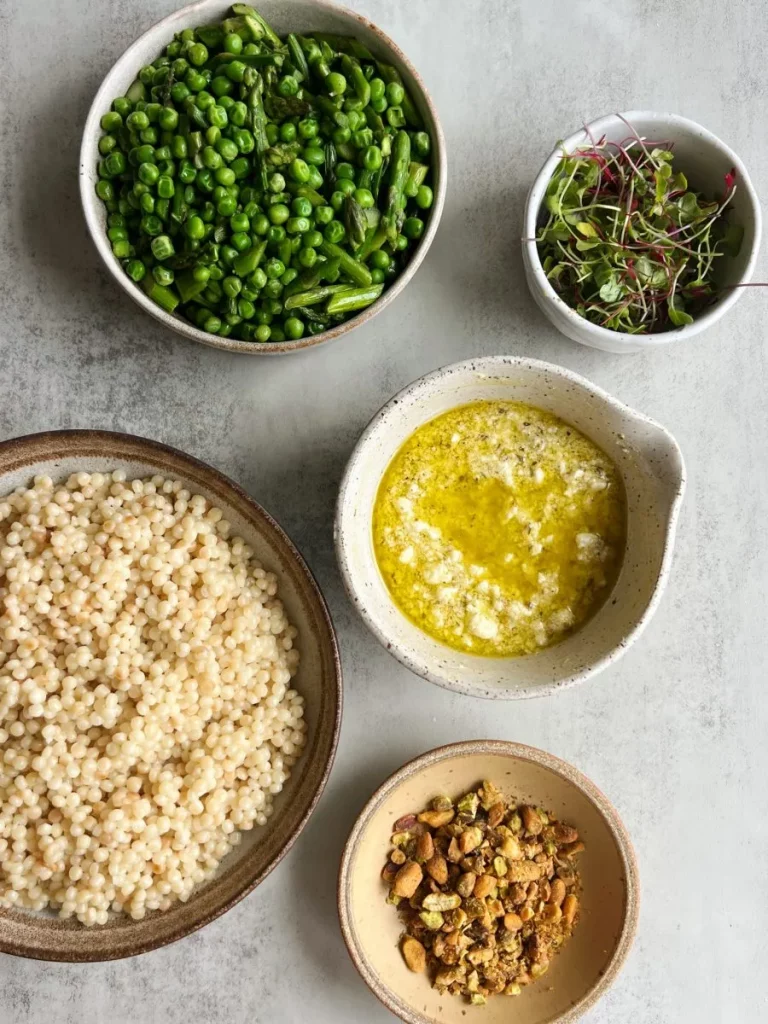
541,903,562,923
458,826,483,854
392,860,423,898
549,878,566,907
500,835,523,861
472,874,497,899
562,893,578,927
506,861,542,882
394,814,418,832
507,811,522,832
423,892,461,912
425,853,448,885
479,779,502,811
456,791,479,818
456,871,477,897
446,836,463,863
401,935,426,973
503,912,523,932
553,823,579,844
390,830,411,847
493,856,507,878
416,831,434,863
419,910,445,930
487,801,505,828
463,897,487,920
431,795,454,812
521,805,544,836
418,808,455,828
390,848,406,866
505,983,522,996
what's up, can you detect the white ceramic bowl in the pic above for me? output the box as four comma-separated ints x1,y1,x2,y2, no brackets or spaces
79,0,446,355
522,111,762,354
335,356,686,700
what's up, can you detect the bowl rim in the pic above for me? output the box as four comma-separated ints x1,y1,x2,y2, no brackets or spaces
522,109,763,348
0,428,343,961
78,0,447,356
337,738,640,1024
335,354,686,700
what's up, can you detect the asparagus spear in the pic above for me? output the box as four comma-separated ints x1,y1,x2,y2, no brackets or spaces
382,130,411,244
319,242,373,287
326,284,384,315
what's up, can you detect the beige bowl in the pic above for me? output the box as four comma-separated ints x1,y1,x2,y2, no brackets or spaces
79,0,447,355
335,356,686,699
338,740,639,1024
0,430,342,961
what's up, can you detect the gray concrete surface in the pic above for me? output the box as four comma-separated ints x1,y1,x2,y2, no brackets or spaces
1,1,767,1021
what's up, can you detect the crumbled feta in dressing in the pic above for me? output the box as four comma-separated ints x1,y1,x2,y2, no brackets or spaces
372,401,626,657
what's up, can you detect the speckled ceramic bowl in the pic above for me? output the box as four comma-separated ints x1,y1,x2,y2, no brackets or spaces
79,0,446,355
523,111,762,353
338,740,639,1024
335,356,685,699
0,430,342,961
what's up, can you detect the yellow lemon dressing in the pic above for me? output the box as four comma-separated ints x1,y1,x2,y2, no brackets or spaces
372,401,626,656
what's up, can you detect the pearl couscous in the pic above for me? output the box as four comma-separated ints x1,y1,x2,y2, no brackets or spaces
0,471,305,926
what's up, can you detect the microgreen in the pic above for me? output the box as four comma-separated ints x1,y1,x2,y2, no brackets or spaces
536,125,743,334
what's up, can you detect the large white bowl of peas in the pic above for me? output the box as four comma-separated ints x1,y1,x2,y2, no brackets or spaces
80,0,446,354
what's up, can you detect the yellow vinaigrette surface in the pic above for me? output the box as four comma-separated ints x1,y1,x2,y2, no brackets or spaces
372,401,627,656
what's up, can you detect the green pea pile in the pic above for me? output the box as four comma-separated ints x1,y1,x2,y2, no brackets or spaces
94,3,435,344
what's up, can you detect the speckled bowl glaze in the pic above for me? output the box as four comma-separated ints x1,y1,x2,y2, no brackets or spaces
0,430,342,961
338,740,639,1024
523,111,762,353
79,0,446,355
335,356,685,699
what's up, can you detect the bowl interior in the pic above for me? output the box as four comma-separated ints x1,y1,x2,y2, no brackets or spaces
340,743,638,1024
0,431,341,960
80,0,445,355
337,358,684,698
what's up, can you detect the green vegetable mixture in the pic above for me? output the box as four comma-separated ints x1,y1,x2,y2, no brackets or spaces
94,3,434,343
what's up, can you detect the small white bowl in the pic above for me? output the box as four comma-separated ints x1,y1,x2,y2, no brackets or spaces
522,111,762,354
335,356,686,700
79,0,446,356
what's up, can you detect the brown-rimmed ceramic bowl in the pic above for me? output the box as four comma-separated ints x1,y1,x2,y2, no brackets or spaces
0,429,342,961
79,0,447,355
338,741,639,1024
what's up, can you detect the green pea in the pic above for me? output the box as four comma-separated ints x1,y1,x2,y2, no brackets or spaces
108,226,128,242
153,264,175,286
157,106,178,131
139,126,159,145
413,131,430,158
104,151,126,177
325,72,346,97
287,216,311,234
201,146,221,170
403,216,425,240
215,167,236,187
269,172,287,193
203,315,222,334
267,225,286,245
229,101,248,128
306,166,323,190
291,196,313,218
336,162,356,180
101,111,123,132
171,81,191,103
238,298,255,320
289,158,311,183
231,231,251,251
154,145,172,161
137,162,159,185
255,324,272,342
230,212,250,233
330,191,345,211
336,177,356,197
223,275,242,298
253,214,271,236
130,143,154,164
231,157,250,179
369,249,391,271
416,184,434,210
211,75,234,98
304,229,323,249
394,233,409,250
125,259,146,282
233,128,254,153
223,31,243,54
344,96,365,113
179,160,197,184
352,128,374,149
141,214,163,236
156,175,175,199
196,168,215,192
385,82,405,106
112,239,132,259
139,192,155,214
98,135,117,156
127,110,149,131
196,90,214,110
185,215,206,240
280,122,298,143
95,181,113,202
225,61,247,85
270,326,286,341
370,95,387,114
269,203,290,225
265,258,285,279
324,220,346,244
314,205,334,226
113,97,133,118
217,139,239,164
266,122,280,145
208,105,228,129
249,267,268,290
299,247,317,269
185,70,206,93
354,188,374,209
363,145,383,171
332,126,352,146
298,119,320,140
188,42,208,66
220,245,238,266
217,194,237,217
303,146,325,167
278,75,300,98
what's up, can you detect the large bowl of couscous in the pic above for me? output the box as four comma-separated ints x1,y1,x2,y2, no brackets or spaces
0,430,341,961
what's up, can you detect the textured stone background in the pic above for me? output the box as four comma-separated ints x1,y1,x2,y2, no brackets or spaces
1,1,767,1022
